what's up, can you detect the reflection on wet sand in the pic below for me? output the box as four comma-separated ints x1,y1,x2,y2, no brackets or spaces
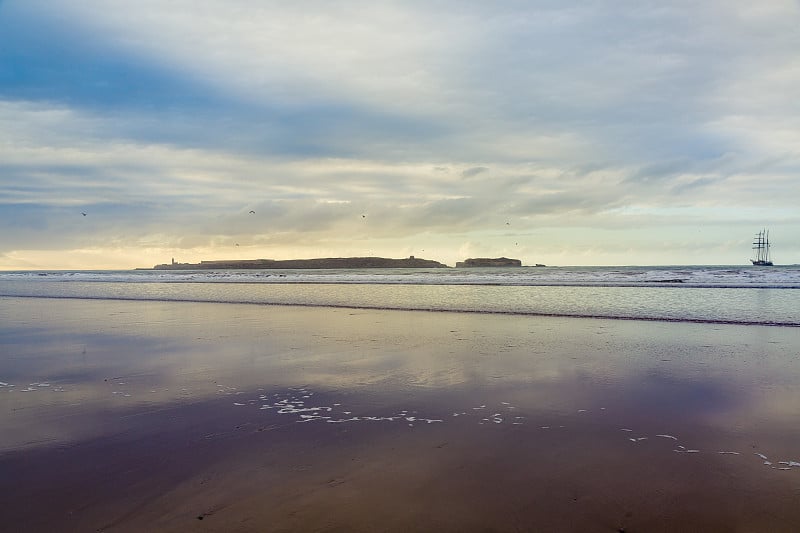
1,297,800,531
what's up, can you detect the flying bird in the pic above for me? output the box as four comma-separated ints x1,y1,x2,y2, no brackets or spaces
81,212,87,216
249,210,255,214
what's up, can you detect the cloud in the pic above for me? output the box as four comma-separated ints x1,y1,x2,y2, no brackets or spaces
461,166,488,179
1,1,799,267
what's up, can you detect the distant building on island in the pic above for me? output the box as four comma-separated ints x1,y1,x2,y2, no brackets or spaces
455,257,522,268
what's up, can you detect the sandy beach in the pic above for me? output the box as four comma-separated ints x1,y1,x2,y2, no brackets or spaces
2,296,800,532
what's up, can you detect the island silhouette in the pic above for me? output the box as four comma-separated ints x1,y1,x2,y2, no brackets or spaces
142,256,535,270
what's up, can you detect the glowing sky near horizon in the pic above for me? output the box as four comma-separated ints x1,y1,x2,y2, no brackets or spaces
1,0,798,269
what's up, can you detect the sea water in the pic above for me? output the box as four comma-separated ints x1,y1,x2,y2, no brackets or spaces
1,265,799,326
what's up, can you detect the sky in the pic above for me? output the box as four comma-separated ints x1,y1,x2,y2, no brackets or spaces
1,0,799,269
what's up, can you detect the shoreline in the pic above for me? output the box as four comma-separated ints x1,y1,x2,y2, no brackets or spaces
3,278,800,327
2,297,800,531
4,293,800,328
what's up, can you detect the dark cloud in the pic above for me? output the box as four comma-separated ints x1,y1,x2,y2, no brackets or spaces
461,166,488,179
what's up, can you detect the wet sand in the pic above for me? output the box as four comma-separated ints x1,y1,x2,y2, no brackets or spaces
1,297,800,532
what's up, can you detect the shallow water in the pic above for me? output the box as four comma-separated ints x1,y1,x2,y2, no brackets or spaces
3,277,800,326
1,297,799,531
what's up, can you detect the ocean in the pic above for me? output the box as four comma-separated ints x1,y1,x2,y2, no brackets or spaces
2,265,799,326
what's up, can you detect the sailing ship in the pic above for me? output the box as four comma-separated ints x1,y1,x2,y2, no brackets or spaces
750,229,773,266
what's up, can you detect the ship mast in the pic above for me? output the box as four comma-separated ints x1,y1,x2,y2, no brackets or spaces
751,229,772,265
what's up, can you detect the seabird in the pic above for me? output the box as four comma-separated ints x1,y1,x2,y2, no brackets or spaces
249,210,255,214
81,212,87,216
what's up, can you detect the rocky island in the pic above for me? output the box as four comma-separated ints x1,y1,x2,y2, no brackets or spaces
146,256,449,270
455,257,522,268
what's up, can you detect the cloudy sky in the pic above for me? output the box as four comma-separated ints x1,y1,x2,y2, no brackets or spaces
1,0,798,269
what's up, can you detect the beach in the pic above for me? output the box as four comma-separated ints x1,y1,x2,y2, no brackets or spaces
2,296,800,532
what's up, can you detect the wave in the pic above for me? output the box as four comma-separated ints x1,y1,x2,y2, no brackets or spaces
4,293,799,328
2,265,800,289
4,267,799,326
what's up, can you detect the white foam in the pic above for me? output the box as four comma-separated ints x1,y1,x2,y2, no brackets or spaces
327,417,360,423
244,387,800,473
277,406,332,414
298,415,330,423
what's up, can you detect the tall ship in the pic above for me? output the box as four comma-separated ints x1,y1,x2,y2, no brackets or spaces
750,229,773,266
